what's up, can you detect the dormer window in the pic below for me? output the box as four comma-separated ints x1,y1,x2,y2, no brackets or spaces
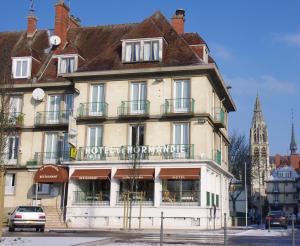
122,38,163,63
12,57,32,79
57,55,78,74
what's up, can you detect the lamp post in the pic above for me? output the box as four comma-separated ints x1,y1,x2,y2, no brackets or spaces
0,166,5,239
245,162,248,229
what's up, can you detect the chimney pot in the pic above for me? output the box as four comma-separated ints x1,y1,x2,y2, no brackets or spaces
172,9,185,34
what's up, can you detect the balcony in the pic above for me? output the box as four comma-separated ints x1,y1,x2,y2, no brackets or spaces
214,108,225,128
162,144,194,159
116,191,154,206
32,152,70,166
118,100,150,118
1,153,21,167
77,146,107,161
161,190,200,206
77,102,108,120
214,150,222,165
35,110,72,126
73,191,110,206
8,112,25,127
119,145,150,160
161,98,195,116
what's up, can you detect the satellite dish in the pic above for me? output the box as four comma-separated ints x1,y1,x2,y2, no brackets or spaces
49,35,61,46
32,88,45,101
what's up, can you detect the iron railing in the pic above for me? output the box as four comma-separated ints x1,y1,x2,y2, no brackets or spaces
8,112,25,127
0,153,21,166
73,191,110,206
77,102,108,118
33,151,69,165
77,146,107,161
162,144,194,159
118,100,150,117
161,190,200,205
161,98,195,115
35,110,72,125
116,191,154,206
119,145,150,160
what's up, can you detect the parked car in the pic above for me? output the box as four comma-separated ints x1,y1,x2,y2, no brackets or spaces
8,206,46,232
265,211,288,229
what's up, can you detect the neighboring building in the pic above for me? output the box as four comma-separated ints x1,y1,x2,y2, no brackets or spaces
271,121,300,171
1,1,236,229
249,95,271,216
229,178,246,217
266,166,300,215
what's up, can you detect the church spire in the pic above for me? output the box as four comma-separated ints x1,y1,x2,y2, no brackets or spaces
251,93,265,126
290,111,297,155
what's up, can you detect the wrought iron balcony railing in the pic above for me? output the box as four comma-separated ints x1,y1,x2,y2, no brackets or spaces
0,153,21,166
77,102,108,119
33,151,70,165
73,191,110,206
77,146,107,161
8,112,25,127
161,98,195,115
118,100,150,117
35,110,72,126
162,144,194,159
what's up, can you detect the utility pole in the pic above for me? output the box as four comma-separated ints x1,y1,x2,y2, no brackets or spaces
245,162,248,228
0,166,5,239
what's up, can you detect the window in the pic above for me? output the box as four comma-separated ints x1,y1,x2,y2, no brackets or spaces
90,84,105,116
46,94,73,123
122,38,163,63
131,82,147,114
44,133,59,164
216,194,219,207
37,184,50,195
129,125,144,146
9,96,23,118
211,193,215,206
5,136,19,164
12,57,31,78
143,40,159,61
273,183,279,192
5,173,16,195
274,194,279,203
206,191,210,206
58,56,77,74
174,80,191,112
88,126,103,147
173,123,189,158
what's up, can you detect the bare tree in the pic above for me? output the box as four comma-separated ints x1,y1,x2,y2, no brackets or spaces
0,75,17,239
229,132,251,186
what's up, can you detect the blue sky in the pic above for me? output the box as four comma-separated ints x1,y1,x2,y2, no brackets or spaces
1,0,300,155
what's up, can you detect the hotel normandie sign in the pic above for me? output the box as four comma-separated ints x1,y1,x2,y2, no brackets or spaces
84,145,189,159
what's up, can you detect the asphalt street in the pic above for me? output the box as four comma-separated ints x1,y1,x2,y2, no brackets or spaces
2,227,300,245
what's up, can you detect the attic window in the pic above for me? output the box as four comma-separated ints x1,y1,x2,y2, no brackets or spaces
57,55,78,75
122,38,163,63
12,57,32,79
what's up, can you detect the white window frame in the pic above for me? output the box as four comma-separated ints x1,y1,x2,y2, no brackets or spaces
87,126,103,147
173,122,189,158
173,79,191,113
130,82,147,114
122,38,163,63
12,57,32,79
128,125,145,146
5,135,19,165
57,55,78,75
89,84,105,116
37,183,51,195
44,132,59,164
5,173,16,195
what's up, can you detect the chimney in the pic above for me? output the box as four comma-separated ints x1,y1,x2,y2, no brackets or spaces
54,0,70,47
172,9,185,34
27,10,38,37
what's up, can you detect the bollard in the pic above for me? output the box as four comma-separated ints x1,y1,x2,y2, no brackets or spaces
160,211,164,246
224,213,227,246
292,214,295,246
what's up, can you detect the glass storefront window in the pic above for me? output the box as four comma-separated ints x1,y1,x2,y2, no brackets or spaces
119,180,154,202
162,179,200,203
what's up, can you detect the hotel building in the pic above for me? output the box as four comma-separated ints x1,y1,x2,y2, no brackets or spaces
1,1,236,229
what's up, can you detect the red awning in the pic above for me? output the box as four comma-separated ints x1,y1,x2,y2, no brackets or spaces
114,168,155,180
70,169,111,180
34,165,68,183
159,168,201,180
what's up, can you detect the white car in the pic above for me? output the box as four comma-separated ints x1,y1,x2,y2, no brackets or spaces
8,206,46,232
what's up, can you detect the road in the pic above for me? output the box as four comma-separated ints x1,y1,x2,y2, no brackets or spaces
2,227,300,245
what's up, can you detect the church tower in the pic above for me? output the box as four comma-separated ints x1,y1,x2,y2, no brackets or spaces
250,95,270,199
